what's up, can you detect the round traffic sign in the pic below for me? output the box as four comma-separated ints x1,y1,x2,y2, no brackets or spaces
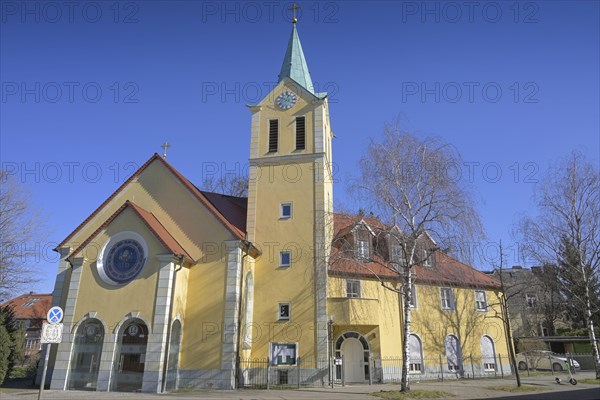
47,306,64,324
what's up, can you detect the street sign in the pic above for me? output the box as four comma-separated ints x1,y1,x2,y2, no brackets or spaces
47,306,63,324
41,323,63,344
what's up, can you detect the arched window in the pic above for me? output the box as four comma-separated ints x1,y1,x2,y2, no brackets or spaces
409,334,424,373
113,319,148,392
242,272,254,349
480,335,496,371
68,318,104,390
165,320,182,391
444,334,462,372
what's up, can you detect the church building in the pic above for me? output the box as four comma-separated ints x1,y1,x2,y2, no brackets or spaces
42,20,512,393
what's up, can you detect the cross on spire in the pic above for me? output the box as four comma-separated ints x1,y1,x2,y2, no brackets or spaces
161,141,170,159
289,3,300,24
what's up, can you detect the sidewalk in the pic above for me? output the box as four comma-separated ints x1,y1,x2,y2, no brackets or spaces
1,372,598,400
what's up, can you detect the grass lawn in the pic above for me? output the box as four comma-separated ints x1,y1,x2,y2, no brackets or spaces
577,378,600,385
371,389,455,399
485,384,546,393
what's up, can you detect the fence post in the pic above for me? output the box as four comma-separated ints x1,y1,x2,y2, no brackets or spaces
297,356,301,388
341,355,345,387
439,354,444,382
550,354,554,376
498,354,504,378
470,354,475,379
267,357,270,390
493,354,497,377
525,353,530,377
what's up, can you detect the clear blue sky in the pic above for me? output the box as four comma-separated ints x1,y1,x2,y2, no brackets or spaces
1,1,598,295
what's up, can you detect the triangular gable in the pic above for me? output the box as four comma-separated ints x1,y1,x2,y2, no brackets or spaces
70,200,194,263
250,78,326,109
56,154,246,251
351,219,376,237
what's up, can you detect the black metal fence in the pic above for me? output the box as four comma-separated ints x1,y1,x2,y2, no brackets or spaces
237,353,597,389
375,355,511,383
237,357,330,388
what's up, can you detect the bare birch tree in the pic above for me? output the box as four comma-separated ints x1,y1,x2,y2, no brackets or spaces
0,172,42,301
350,124,484,391
517,151,600,379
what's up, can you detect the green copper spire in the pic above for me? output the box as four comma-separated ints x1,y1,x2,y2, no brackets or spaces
278,24,315,95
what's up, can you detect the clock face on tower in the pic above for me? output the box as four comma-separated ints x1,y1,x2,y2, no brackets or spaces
276,91,297,110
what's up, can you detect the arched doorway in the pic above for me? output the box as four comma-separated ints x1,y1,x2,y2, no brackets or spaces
335,332,370,383
164,320,182,391
67,318,104,390
113,319,148,392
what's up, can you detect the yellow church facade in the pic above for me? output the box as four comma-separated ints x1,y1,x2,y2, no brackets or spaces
43,23,512,393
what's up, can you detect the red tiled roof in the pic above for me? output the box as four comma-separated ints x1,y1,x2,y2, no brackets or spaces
415,251,501,289
333,213,386,237
71,200,194,263
330,213,501,289
329,247,399,280
1,293,52,320
200,191,247,234
57,154,247,253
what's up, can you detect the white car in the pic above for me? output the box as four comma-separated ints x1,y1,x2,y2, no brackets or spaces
515,351,581,371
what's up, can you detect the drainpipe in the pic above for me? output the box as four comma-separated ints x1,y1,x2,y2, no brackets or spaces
161,254,184,392
234,239,251,389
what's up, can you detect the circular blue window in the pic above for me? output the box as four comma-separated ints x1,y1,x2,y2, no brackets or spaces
104,239,146,284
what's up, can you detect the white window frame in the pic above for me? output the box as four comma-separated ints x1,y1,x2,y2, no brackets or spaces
279,250,291,268
357,239,370,259
280,202,292,219
481,335,497,371
422,250,432,267
440,287,455,310
346,279,361,298
475,290,487,311
391,244,403,263
278,302,290,321
483,362,496,371
408,334,424,374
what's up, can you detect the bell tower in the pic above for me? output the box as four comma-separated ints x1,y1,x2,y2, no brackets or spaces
245,17,334,362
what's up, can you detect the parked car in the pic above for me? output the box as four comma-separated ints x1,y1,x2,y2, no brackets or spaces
515,351,581,372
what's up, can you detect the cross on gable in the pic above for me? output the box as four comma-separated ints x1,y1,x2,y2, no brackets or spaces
161,141,171,159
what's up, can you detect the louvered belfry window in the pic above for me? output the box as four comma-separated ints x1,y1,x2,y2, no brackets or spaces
295,116,306,150
268,119,279,152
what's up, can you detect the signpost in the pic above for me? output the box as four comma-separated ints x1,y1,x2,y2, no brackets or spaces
38,306,63,400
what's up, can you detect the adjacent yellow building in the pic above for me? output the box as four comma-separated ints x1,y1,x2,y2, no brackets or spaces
43,21,512,393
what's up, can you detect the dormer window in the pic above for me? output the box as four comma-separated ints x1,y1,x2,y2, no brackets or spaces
22,298,40,307
357,240,370,259
422,250,432,267
391,244,404,264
